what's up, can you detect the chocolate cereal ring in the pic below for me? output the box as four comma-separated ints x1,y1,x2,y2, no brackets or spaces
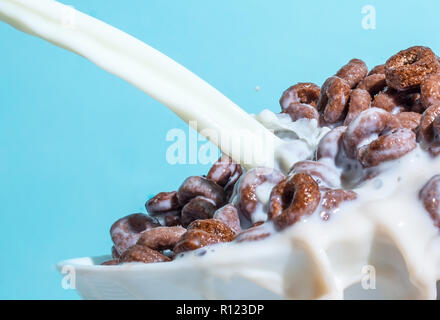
336,58,368,88
356,74,387,96
234,223,272,243
419,175,440,228
110,213,161,256
119,245,171,264
173,219,235,254
357,128,417,167
317,126,347,161
146,191,181,216
213,204,241,234
279,82,321,110
289,160,341,188
181,196,217,227
368,64,385,76
207,155,242,188
385,46,440,91
418,104,440,145
371,89,402,112
268,173,321,230
237,167,285,223
319,189,358,221
177,176,226,207
187,219,236,240
317,76,351,123
137,226,186,251
421,73,440,109
343,108,401,159
344,89,371,125
173,230,223,254
282,103,320,122
395,112,422,131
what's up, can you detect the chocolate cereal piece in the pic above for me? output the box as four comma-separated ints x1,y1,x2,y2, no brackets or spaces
395,112,422,131
317,76,351,124
146,191,181,216
385,46,440,91
137,226,186,251
289,160,341,188
344,89,371,125
177,176,226,207
110,213,160,256
120,245,171,263
356,74,387,96
181,196,217,227
279,82,321,110
421,73,440,109
336,59,368,88
213,204,241,234
173,230,224,254
419,175,440,228
238,167,285,223
282,103,320,122
234,224,272,243
316,126,347,161
357,128,417,167
368,64,385,76
418,104,440,146
268,173,321,230
319,189,358,221
187,219,236,241
101,259,119,266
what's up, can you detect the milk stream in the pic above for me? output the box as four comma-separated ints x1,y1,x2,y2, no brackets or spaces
0,0,282,169
2,0,439,299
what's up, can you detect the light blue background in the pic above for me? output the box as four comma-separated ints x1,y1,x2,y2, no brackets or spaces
0,0,439,299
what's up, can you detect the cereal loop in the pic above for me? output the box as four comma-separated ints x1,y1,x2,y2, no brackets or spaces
371,90,401,112
213,204,241,234
119,245,171,264
146,191,181,216
177,176,226,207
395,112,422,131
343,108,401,159
164,214,181,227
279,82,321,110
110,213,160,256
317,126,347,161
385,46,440,91
268,173,321,230
419,175,440,228
234,224,272,243
336,59,368,88
207,155,242,188
421,73,440,110
356,74,387,96
282,103,320,122
137,226,186,251
181,196,217,227
418,104,440,146
238,167,285,223
173,230,223,254
317,76,351,123
357,128,416,167
187,219,236,240
289,160,341,188
344,89,371,126
368,64,385,76
319,189,358,221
